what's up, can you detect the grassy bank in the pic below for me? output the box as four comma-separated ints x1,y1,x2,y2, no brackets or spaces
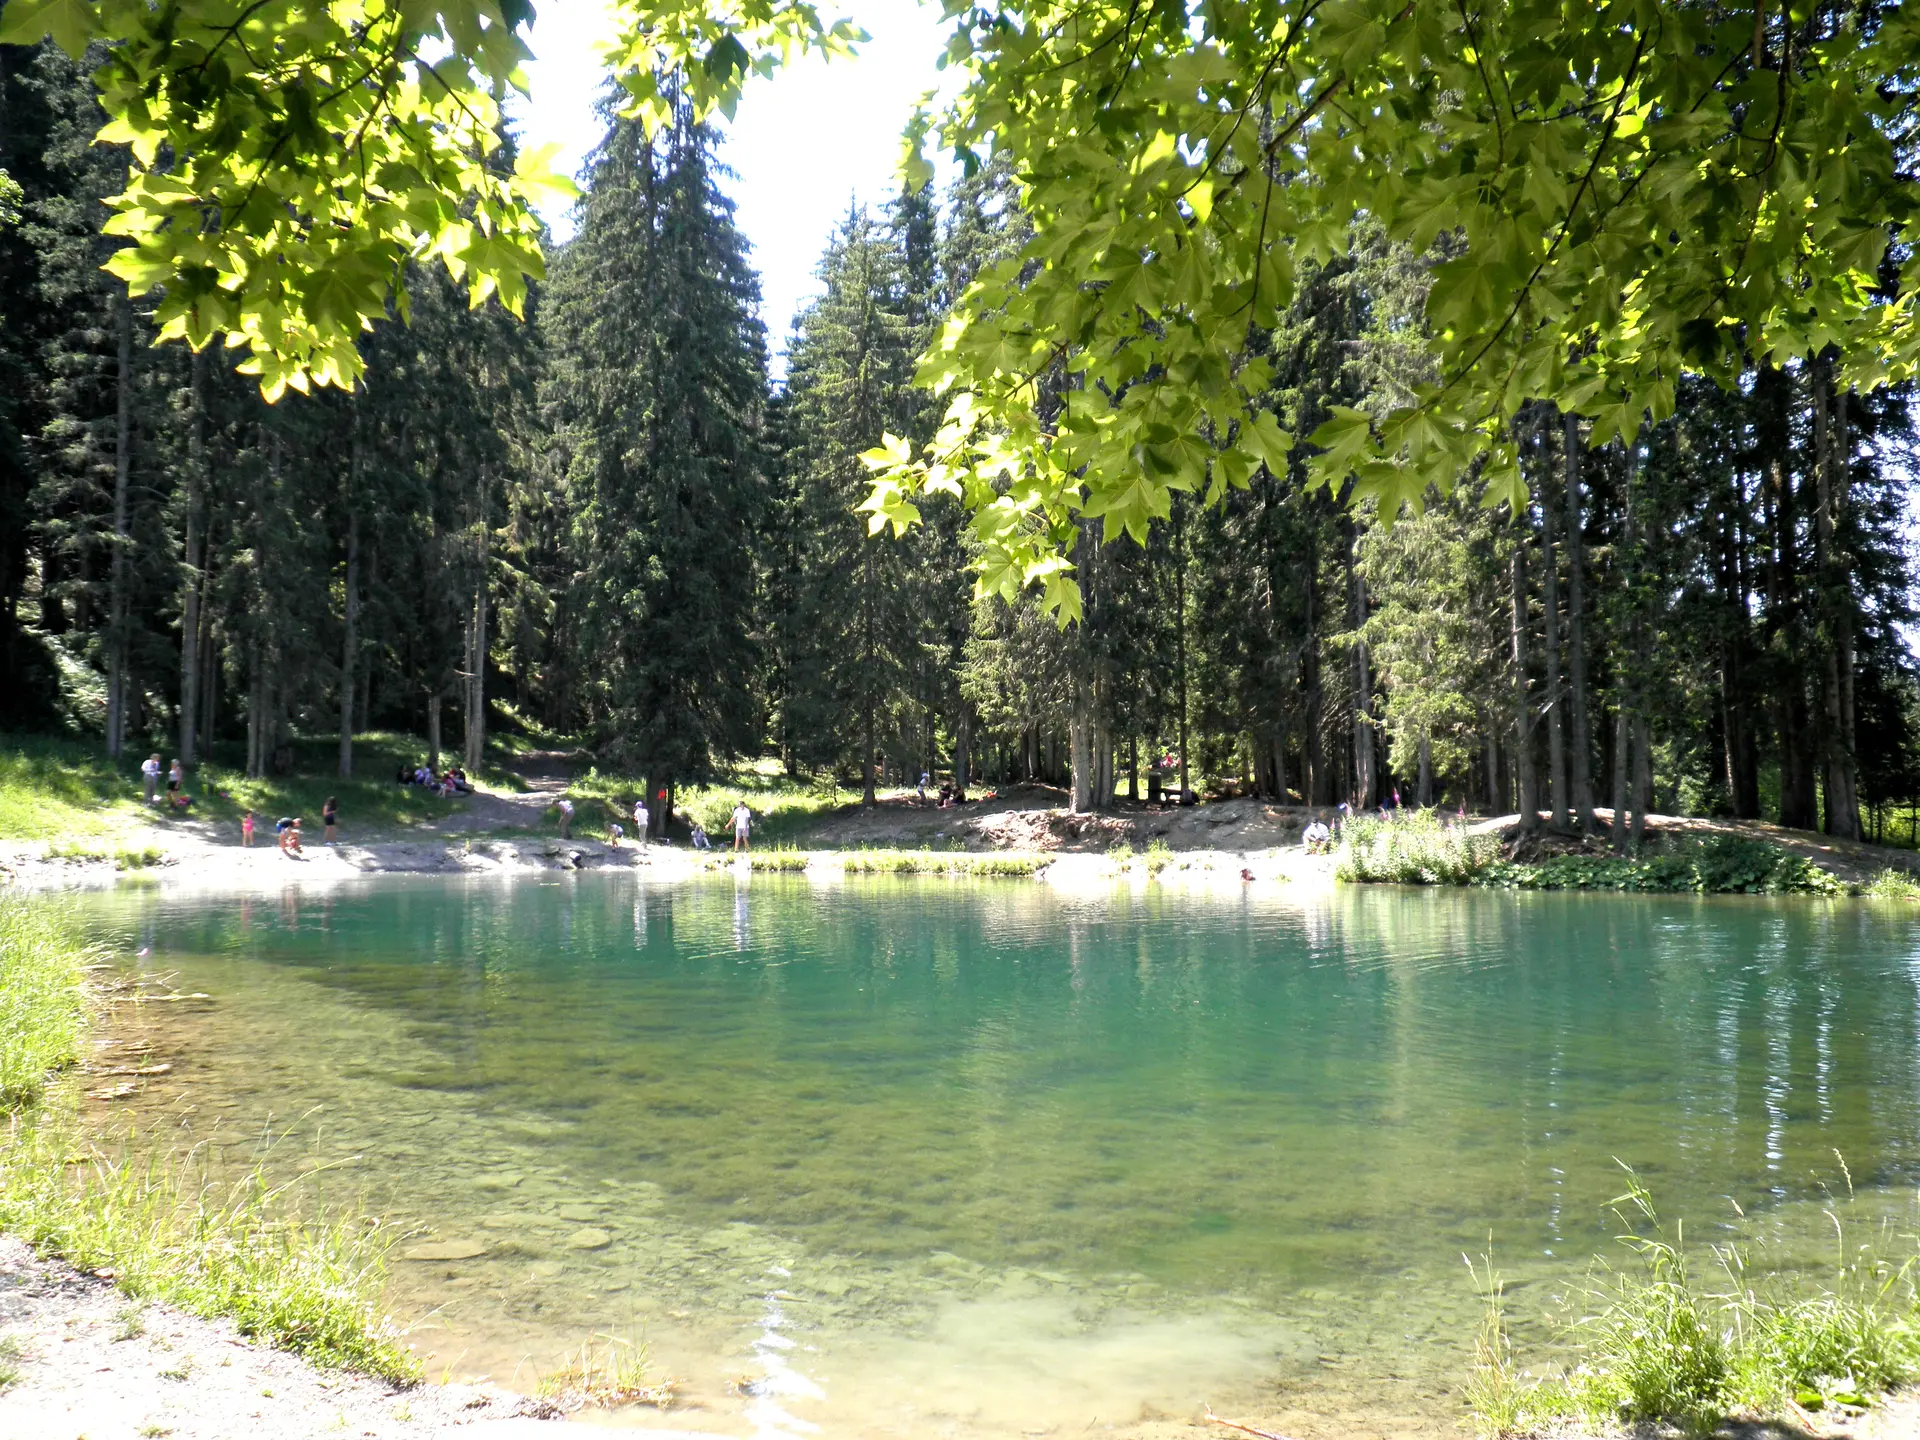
1469,1175,1920,1436
1338,814,1850,896
0,730,481,843
695,846,1048,876
0,896,418,1383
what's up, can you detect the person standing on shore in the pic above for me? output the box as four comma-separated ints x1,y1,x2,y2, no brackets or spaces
166,759,184,806
731,800,752,852
557,797,574,839
322,796,339,845
141,754,161,804
241,811,256,847
633,796,650,845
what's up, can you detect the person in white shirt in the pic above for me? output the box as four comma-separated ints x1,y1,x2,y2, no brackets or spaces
633,798,650,844
556,797,574,839
141,753,161,804
731,801,752,852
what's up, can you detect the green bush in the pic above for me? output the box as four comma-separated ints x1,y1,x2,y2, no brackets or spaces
1481,835,1846,896
1336,812,1501,885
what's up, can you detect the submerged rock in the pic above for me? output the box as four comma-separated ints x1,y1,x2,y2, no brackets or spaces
566,1228,612,1251
403,1239,487,1261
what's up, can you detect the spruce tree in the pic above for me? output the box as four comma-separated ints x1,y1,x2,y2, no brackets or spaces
544,99,768,823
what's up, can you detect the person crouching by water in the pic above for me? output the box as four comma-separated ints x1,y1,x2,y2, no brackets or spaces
276,816,304,857
556,796,574,839
609,820,624,848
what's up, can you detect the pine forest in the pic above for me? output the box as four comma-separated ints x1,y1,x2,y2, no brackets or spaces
3,39,1916,848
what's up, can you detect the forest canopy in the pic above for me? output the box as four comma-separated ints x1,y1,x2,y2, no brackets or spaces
2,1,1915,610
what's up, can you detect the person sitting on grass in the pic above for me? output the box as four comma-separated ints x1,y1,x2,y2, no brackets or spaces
1302,819,1332,854
276,816,304,857
691,823,711,851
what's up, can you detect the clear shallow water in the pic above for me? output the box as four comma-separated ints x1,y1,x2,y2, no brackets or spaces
72,877,1920,1438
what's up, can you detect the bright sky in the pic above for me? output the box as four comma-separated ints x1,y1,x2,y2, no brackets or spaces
510,0,956,372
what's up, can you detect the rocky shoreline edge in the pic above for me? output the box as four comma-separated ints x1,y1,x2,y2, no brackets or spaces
0,1236,564,1440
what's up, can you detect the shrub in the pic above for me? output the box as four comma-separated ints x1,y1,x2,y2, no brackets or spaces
1481,835,1846,896
1336,812,1500,885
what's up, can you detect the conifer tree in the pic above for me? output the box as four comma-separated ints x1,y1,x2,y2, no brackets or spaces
544,99,767,824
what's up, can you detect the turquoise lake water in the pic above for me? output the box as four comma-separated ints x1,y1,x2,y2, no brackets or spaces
74,876,1920,1439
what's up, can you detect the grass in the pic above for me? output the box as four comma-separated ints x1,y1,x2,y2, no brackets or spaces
0,900,87,1107
1864,867,1920,900
692,845,1047,877
0,1335,20,1390
0,1105,420,1383
1336,812,1850,895
0,729,481,844
535,1333,676,1409
0,897,420,1385
1466,1171,1920,1437
564,756,847,844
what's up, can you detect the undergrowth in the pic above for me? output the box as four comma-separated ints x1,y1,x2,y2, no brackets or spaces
1337,813,1847,896
1466,1171,1920,1437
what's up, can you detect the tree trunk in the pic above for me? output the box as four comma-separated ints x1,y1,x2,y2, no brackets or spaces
1540,502,1569,829
179,346,207,767
1630,711,1653,849
1509,543,1538,830
338,502,360,778
1069,665,1094,814
1484,723,1500,813
464,574,487,772
246,638,264,779
1813,366,1862,840
1562,413,1596,832
1417,733,1432,808
1348,521,1376,808
1610,708,1631,852
427,691,442,772
956,704,972,794
862,702,876,806
1174,506,1190,797
105,296,134,758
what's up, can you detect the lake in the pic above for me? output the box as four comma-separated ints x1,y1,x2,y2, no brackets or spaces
73,875,1920,1439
